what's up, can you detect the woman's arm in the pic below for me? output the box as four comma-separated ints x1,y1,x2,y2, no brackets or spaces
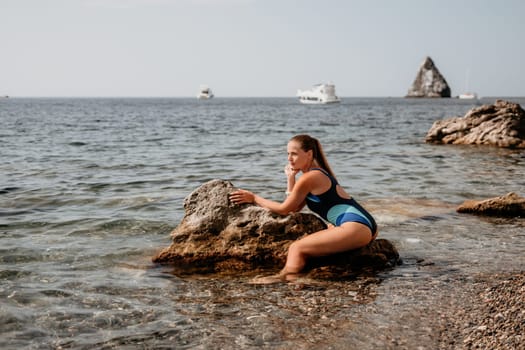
253,190,306,215
229,173,312,215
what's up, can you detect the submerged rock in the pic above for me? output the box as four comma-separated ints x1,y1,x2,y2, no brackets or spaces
406,56,451,98
152,179,400,278
457,192,525,217
425,99,525,148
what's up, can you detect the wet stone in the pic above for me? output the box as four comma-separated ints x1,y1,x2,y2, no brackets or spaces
457,192,525,217
425,99,525,148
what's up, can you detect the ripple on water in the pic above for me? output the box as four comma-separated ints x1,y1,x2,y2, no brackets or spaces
0,269,33,280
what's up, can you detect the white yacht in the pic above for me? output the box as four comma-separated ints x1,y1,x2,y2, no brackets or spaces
197,85,214,99
459,92,478,100
297,83,340,104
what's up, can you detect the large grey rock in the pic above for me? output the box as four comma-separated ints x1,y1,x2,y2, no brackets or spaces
425,100,525,148
152,179,400,278
406,56,451,98
457,192,525,217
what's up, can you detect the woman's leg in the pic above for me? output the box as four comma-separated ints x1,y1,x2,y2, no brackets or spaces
282,222,373,275
250,223,375,284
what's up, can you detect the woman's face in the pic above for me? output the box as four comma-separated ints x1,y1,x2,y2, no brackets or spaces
287,140,312,171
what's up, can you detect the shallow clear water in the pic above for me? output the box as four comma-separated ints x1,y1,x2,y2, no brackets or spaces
1,97,524,349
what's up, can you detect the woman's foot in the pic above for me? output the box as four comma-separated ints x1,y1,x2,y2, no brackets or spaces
249,274,285,284
249,272,302,284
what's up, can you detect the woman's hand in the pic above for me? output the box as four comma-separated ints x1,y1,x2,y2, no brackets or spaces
284,164,298,195
284,164,299,178
229,189,255,205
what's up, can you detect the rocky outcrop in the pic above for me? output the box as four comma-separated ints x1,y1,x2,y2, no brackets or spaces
152,179,400,278
425,100,525,148
457,192,525,217
406,56,451,98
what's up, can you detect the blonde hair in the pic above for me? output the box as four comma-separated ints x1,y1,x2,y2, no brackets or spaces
290,134,336,179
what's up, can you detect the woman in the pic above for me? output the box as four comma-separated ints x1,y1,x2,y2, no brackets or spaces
229,134,378,283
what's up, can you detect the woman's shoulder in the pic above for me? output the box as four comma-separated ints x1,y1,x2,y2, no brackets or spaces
298,169,332,194
301,169,331,185
307,168,331,178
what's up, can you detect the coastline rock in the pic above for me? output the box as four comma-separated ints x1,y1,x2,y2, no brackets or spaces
457,192,525,217
152,179,400,278
425,100,525,148
406,56,451,98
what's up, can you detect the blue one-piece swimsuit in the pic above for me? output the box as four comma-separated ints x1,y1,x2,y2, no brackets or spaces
305,168,377,235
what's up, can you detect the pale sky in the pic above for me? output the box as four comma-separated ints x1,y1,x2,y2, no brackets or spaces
2,0,524,97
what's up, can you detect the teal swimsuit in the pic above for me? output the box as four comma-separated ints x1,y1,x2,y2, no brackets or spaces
305,168,377,235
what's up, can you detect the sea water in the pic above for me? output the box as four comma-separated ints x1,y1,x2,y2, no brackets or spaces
1,97,524,349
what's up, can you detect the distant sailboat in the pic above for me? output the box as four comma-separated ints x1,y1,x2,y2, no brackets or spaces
459,68,478,99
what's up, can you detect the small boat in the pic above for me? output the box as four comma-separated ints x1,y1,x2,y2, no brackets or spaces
197,85,214,99
459,68,478,99
459,92,478,99
297,83,340,104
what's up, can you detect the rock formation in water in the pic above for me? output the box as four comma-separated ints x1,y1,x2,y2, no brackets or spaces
406,56,451,98
425,100,525,148
457,192,525,217
152,179,400,279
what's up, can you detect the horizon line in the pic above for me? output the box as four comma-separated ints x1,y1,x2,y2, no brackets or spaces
3,95,525,99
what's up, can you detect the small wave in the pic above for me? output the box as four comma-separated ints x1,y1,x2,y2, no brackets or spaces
319,121,339,126
0,187,21,195
405,238,422,244
0,248,43,264
85,182,111,191
366,197,456,225
0,209,33,217
0,269,33,280
68,141,88,146
66,218,173,237
144,137,170,143
40,289,74,297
